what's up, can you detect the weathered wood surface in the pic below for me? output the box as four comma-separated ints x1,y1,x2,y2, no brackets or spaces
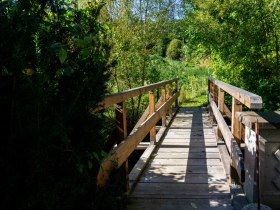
97,78,177,110
208,76,262,109
208,92,244,182
127,198,233,210
127,107,232,209
97,91,179,187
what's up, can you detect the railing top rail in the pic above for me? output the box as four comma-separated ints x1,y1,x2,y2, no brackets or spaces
97,78,178,110
208,76,262,109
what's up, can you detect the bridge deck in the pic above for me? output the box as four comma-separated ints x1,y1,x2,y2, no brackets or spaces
127,107,233,209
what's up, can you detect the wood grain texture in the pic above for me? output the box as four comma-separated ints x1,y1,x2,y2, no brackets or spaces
127,107,231,209
208,93,244,182
97,92,179,187
208,76,262,109
97,78,178,110
127,198,233,210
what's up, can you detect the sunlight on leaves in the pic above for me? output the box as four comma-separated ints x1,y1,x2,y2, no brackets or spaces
22,68,34,76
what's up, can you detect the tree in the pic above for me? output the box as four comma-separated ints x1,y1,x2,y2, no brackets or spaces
0,1,109,209
183,0,280,110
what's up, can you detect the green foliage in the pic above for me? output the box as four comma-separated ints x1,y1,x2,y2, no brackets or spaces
166,39,182,60
0,1,109,209
184,0,280,110
179,84,188,104
181,94,208,107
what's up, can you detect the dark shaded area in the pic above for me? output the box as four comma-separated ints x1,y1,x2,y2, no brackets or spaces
257,112,280,129
0,1,112,209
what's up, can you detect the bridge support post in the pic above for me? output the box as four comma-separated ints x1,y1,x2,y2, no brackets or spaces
149,90,156,144
161,86,166,127
218,88,224,113
217,88,225,139
115,102,129,192
231,98,242,145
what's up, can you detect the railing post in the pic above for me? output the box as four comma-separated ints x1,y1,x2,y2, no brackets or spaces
161,85,166,127
115,101,129,192
168,83,173,117
115,102,127,143
214,84,218,104
149,90,156,144
217,88,225,140
218,88,225,113
231,98,242,145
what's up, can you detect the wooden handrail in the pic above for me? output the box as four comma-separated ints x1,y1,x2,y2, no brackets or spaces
96,79,179,188
207,77,263,183
208,77,262,109
96,78,178,110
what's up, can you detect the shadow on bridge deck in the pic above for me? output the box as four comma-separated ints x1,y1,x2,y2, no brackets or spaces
127,106,233,210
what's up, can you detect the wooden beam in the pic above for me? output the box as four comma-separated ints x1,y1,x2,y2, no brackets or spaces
149,90,156,143
97,92,180,187
232,98,242,145
115,101,129,192
131,98,164,135
96,79,177,110
218,88,225,113
115,102,127,144
208,77,262,109
208,93,244,182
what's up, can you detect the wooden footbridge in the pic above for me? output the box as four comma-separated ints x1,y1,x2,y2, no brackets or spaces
96,77,263,209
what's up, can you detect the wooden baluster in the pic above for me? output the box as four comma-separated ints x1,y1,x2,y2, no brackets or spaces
217,88,225,140
115,101,129,192
214,84,219,104
115,102,127,143
168,84,173,117
161,85,166,127
218,88,225,114
231,98,242,145
149,90,156,144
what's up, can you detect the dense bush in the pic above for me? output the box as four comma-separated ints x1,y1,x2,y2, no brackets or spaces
166,39,182,60
0,1,109,209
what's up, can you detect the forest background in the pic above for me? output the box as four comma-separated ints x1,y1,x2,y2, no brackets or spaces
0,0,279,209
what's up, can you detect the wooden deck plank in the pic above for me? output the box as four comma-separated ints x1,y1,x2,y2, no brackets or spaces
127,107,231,209
150,158,223,166
154,152,221,159
127,198,233,210
137,173,227,184
162,139,217,143
144,165,225,174
160,142,217,147
156,147,219,153
131,183,230,197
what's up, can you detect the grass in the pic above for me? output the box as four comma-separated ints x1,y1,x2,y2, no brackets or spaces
180,94,208,107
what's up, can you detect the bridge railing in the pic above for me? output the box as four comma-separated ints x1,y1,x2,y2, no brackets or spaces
96,79,179,188
207,76,262,182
